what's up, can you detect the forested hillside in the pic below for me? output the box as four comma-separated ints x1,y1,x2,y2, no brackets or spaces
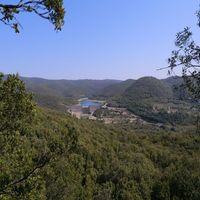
1,74,200,200
17,76,121,111
124,77,173,100
13,75,197,125
15,76,191,116
21,76,121,98
20,76,186,102
105,77,195,125
96,79,135,97
1,1,200,199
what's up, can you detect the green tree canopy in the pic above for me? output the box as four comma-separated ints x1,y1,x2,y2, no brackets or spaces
0,0,65,32
0,74,79,198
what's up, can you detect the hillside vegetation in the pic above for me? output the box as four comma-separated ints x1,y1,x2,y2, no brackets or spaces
97,79,135,97
31,109,200,200
19,76,121,111
124,77,173,100
21,76,121,98
15,75,196,125
1,74,200,199
107,77,195,124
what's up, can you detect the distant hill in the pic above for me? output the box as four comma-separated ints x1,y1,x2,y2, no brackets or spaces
19,75,188,102
124,77,173,100
17,76,121,110
109,76,193,124
163,76,183,86
12,75,193,122
97,79,135,97
163,76,189,100
21,77,121,98
104,76,190,104
97,76,188,102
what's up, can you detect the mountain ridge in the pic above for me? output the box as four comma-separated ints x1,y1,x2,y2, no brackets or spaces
6,74,189,116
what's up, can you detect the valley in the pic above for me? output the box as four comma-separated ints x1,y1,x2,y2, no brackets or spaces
68,98,141,124
20,75,196,126
2,2,200,199
68,98,103,119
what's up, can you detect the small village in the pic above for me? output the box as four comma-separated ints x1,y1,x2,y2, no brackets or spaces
67,98,186,127
68,99,146,124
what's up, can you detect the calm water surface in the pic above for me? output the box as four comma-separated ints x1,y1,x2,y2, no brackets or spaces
80,100,101,107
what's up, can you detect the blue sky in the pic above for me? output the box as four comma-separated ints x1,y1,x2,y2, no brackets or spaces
0,0,199,80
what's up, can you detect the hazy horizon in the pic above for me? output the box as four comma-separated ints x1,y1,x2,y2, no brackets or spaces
4,73,181,81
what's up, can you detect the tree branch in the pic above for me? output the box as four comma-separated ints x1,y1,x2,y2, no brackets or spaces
0,155,51,196
0,0,65,32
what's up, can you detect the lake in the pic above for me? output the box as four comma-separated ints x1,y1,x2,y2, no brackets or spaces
80,100,102,108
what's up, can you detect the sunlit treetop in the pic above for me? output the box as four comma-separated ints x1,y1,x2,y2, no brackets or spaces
0,0,65,33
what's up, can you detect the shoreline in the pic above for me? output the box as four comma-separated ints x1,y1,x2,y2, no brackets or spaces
78,98,105,105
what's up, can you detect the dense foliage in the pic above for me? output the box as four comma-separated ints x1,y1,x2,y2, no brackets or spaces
0,74,78,199
0,0,65,32
0,74,200,199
